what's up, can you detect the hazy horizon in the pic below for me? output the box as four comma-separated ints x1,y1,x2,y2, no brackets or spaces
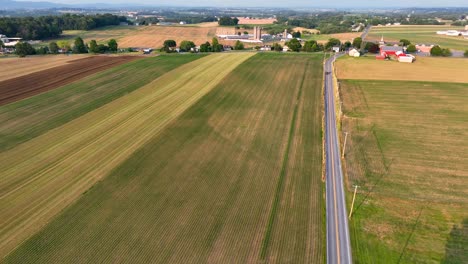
16,0,468,8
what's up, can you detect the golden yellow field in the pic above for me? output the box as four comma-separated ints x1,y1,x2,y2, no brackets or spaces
0,55,88,81
237,17,277,24
0,53,254,257
336,56,468,83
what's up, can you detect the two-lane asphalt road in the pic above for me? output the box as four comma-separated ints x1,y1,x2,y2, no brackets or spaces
324,54,352,264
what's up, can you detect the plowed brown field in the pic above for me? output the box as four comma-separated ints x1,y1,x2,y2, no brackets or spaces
0,56,140,105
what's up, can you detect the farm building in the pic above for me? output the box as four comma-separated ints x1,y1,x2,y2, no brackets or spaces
332,46,340,52
415,44,434,53
348,48,360,57
380,46,404,56
0,34,22,47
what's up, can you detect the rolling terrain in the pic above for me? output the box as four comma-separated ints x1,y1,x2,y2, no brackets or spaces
4,53,325,263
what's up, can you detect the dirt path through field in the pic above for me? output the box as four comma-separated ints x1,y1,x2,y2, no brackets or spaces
0,56,141,106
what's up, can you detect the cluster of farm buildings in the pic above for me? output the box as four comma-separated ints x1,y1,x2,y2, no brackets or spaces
217,26,294,44
436,25,468,38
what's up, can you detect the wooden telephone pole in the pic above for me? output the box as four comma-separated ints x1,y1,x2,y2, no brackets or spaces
349,185,359,219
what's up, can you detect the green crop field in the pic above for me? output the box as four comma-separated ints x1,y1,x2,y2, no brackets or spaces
367,25,468,51
0,53,253,258
339,79,468,263
4,53,325,263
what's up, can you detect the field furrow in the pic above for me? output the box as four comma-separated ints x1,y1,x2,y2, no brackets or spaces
0,53,254,258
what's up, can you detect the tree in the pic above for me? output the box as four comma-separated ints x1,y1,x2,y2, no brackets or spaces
365,42,380,53
211,38,222,52
108,39,118,52
35,46,49,55
292,31,301,38
200,41,211,52
218,17,239,26
325,38,341,50
286,38,302,52
464,50,468,58
49,42,59,54
406,44,417,53
344,41,352,49
180,40,195,52
430,45,443,56
272,43,282,52
89,40,99,53
0,39,4,48
234,40,244,50
15,42,36,57
303,40,318,52
57,40,71,52
162,39,177,53
352,37,362,48
400,39,411,46
97,44,109,53
72,37,87,54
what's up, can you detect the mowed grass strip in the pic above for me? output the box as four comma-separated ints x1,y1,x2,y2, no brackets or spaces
0,53,254,258
340,80,468,263
0,55,203,151
5,53,324,263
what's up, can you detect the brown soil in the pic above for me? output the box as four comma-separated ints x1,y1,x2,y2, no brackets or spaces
0,55,140,106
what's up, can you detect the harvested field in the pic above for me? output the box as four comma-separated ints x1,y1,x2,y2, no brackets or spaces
237,17,277,24
367,25,468,51
53,25,236,48
5,53,324,263
302,32,361,44
336,55,468,83
0,53,254,258
0,55,89,81
0,55,140,105
0,55,203,152
339,79,468,263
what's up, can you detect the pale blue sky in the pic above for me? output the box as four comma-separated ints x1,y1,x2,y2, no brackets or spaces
22,0,468,8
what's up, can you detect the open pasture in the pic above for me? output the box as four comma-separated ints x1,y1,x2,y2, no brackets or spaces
339,79,468,263
336,55,468,83
0,55,140,105
0,55,203,151
5,53,325,263
0,53,253,258
0,55,88,81
367,25,468,51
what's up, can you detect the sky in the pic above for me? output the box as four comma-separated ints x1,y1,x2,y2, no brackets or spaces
21,0,468,8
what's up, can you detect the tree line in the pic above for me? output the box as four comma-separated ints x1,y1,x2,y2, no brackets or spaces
0,14,127,40
12,37,119,57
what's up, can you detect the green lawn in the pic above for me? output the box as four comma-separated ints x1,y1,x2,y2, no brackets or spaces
368,25,468,51
5,53,325,263
0,54,204,151
340,79,468,263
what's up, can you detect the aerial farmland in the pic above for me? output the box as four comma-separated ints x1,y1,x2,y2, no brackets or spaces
0,53,325,263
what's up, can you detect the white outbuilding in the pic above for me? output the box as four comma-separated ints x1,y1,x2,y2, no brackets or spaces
348,48,360,57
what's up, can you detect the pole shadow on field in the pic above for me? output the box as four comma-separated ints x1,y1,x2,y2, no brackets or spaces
441,218,468,264
397,207,424,264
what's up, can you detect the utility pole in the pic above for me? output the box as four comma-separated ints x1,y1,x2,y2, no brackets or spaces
342,132,349,159
349,185,359,219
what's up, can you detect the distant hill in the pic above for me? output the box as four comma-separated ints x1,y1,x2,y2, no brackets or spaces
0,0,68,9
